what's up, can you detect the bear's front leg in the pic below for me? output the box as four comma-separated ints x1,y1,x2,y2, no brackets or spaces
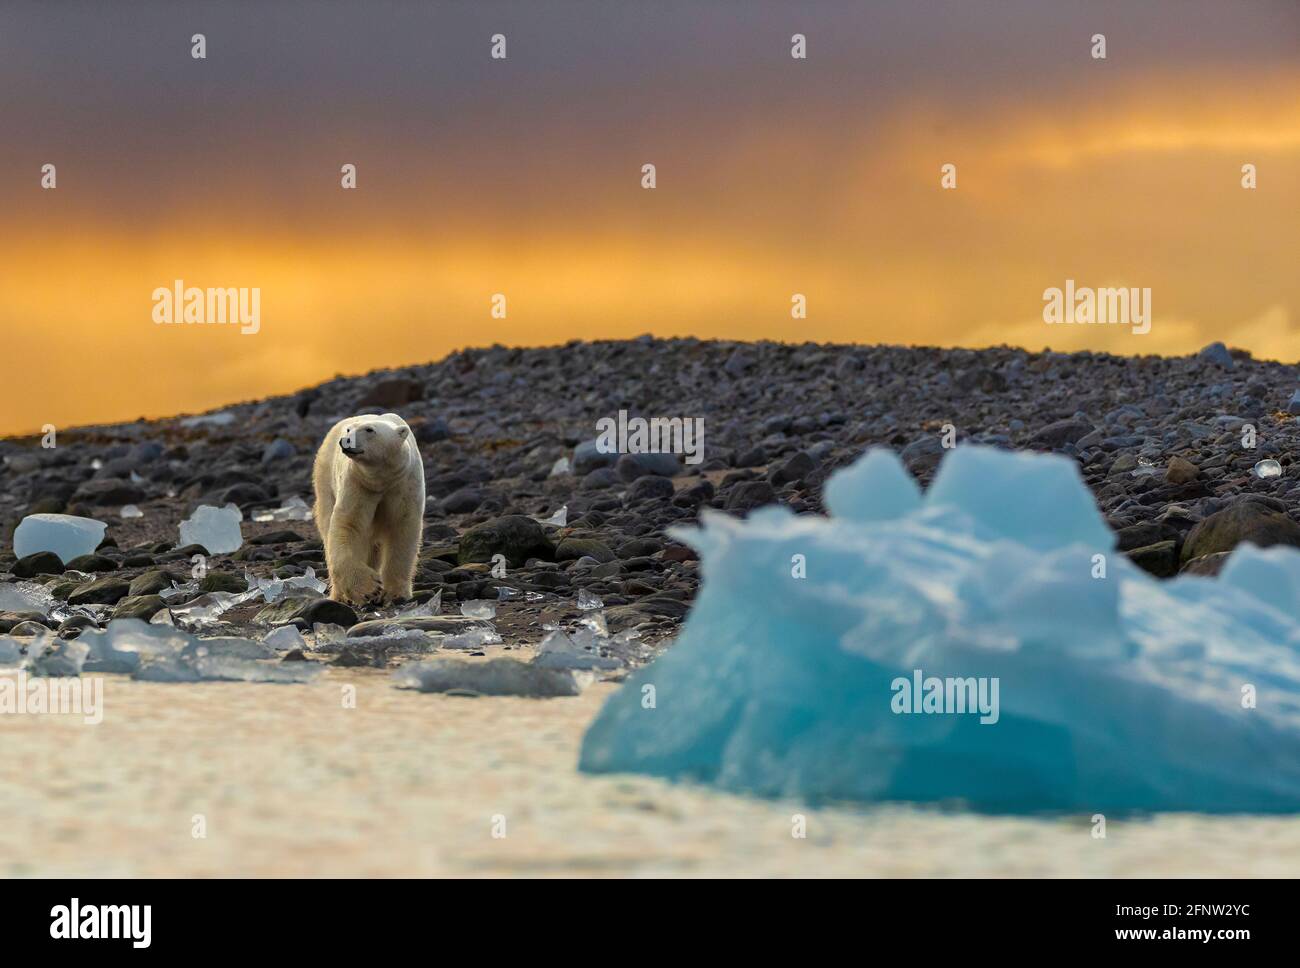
378,507,421,604
326,490,381,606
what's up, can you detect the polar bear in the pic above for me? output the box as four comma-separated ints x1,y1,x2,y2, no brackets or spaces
312,412,425,606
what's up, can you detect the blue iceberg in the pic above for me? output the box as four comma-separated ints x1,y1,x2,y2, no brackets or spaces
579,445,1300,813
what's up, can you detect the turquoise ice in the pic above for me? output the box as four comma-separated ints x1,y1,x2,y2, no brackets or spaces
579,446,1300,813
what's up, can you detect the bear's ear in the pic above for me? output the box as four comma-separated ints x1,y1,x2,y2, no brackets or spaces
396,426,409,439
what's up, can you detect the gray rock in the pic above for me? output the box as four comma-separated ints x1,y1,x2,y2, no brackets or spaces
572,440,619,475
615,452,681,481
1197,342,1235,368
458,515,555,567
1180,500,1300,564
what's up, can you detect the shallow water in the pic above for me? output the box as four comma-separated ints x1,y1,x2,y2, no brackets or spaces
2,665,1297,877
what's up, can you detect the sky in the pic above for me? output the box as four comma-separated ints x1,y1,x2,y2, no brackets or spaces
1,0,1297,435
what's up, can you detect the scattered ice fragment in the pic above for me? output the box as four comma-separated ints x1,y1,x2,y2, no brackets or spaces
578,610,608,636
244,566,326,604
0,637,25,664
91,458,103,470
178,503,244,554
135,644,318,684
496,586,521,601
394,657,581,697
263,624,308,651
460,600,497,620
292,567,327,595
0,581,56,616
533,629,622,671
549,457,571,477
252,495,313,523
581,444,1300,813
397,590,441,616
159,581,200,602
538,506,567,526
129,470,145,484
24,634,90,677
441,627,503,650
120,504,144,519
13,514,108,565
577,588,604,611
610,628,642,647
168,590,258,626
1254,459,1282,479
82,619,190,673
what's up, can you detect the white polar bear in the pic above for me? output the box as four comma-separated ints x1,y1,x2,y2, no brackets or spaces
312,412,425,606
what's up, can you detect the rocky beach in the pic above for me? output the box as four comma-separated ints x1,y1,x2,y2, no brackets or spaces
3,337,1300,874
4,337,1300,646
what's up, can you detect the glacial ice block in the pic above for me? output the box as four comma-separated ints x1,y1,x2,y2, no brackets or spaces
178,503,243,554
13,513,108,564
579,445,1300,813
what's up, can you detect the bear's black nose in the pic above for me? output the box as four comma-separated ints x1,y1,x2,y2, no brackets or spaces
339,439,362,457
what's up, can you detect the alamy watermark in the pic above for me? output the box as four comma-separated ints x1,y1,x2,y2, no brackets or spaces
1043,279,1150,335
595,409,705,465
50,898,150,948
891,668,1000,724
152,279,260,334
0,672,103,725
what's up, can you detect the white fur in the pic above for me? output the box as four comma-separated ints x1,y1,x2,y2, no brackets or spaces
312,412,425,606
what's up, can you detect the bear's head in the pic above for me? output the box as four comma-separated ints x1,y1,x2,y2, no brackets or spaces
339,417,410,467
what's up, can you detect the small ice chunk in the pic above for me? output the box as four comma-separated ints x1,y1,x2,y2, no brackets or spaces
160,581,200,602
578,610,608,636
13,514,108,565
245,566,326,603
134,643,319,683
1254,459,1282,479
610,628,642,646
441,627,503,650
549,457,571,477
0,581,56,616
394,657,581,697
577,588,604,611
252,495,313,523
169,590,257,626
264,624,307,651
398,590,441,616
178,503,244,554
538,506,567,526
496,586,521,601
533,629,622,671
460,600,497,620
82,618,190,673
119,504,144,519
0,637,24,664
24,634,90,677
289,567,327,595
